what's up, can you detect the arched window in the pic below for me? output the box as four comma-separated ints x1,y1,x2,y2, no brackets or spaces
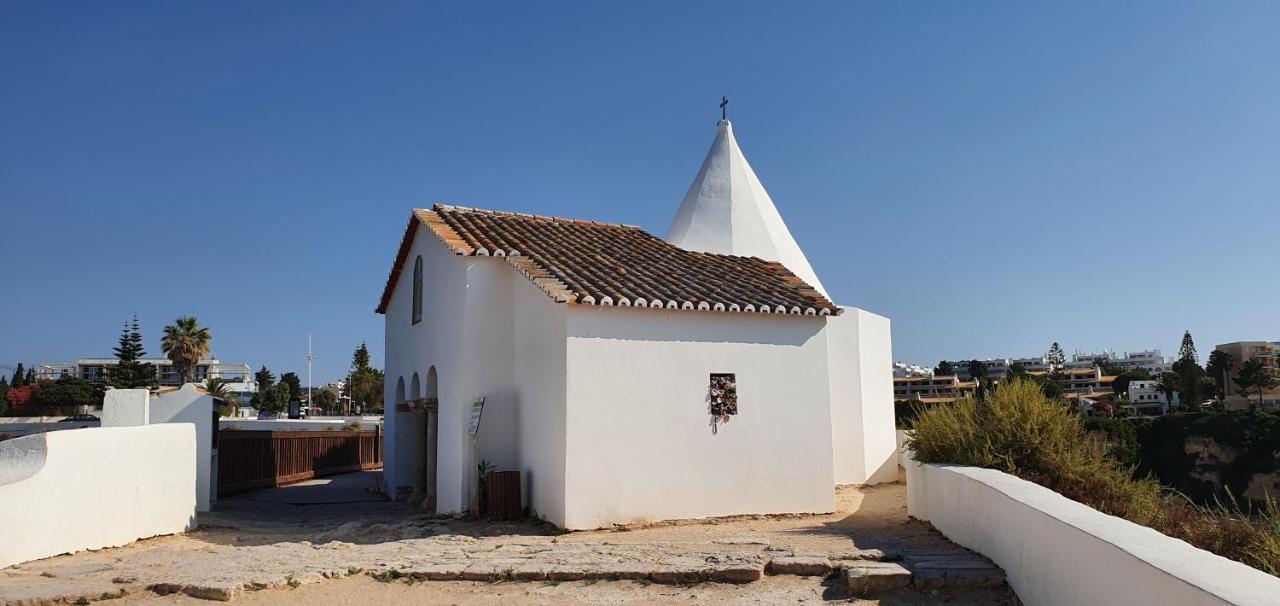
412,255,423,325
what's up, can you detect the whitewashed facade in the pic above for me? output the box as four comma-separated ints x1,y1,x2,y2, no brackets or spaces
379,119,894,528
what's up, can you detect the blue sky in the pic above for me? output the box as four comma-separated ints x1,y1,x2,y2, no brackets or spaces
2,2,1277,383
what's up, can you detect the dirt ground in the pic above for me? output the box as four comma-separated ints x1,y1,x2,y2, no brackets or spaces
0,475,1015,605
118,574,1007,606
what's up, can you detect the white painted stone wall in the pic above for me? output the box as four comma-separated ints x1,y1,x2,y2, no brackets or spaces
906,461,1280,606
104,386,216,511
0,424,196,569
562,306,834,529
827,307,896,485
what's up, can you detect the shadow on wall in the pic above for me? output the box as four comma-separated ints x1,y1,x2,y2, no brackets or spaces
567,305,827,346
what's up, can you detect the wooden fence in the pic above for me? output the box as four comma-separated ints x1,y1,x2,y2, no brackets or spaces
217,429,382,496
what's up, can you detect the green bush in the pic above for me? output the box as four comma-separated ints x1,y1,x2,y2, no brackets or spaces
907,379,1280,576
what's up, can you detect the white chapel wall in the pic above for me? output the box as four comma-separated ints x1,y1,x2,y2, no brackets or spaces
509,269,568,524
561,306,834,529
382,223,470,506
828,307,897,485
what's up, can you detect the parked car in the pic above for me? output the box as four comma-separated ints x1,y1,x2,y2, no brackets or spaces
58,414,100,423
256,410,277,420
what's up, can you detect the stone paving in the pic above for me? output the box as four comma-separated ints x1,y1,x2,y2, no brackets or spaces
0,476,1010,605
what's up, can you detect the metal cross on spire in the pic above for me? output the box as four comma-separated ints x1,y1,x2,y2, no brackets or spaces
720,96,729,121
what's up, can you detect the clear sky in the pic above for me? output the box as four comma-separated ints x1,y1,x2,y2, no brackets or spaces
2,2,1277,383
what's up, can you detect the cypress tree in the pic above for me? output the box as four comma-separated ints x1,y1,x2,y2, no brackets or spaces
12,363,25,387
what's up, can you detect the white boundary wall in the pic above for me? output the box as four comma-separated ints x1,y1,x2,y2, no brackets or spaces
906,461,1280,606
0,425,197,569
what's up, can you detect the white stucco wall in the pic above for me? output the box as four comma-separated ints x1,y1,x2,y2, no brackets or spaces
0,424,197,569
561,306,834,529
383,224,470,504
509,269,568,524
906,461,1280,606
827,307,896,485
103,386,215,511
383,227,568,517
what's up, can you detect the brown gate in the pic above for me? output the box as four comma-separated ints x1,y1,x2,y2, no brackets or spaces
217,429,382,496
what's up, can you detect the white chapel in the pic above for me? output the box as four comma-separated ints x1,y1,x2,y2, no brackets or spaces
376,116,896,529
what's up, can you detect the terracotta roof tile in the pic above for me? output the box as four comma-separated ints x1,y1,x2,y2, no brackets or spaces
376,204,838,316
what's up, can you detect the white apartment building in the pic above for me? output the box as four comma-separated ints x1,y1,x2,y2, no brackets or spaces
37,358,257,399
1124,379,1177,415
893,362,933,378
1068,350,1171,375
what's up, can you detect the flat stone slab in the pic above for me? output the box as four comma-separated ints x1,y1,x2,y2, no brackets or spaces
766,556,834,576
843,561,912,595
908,558,1006,589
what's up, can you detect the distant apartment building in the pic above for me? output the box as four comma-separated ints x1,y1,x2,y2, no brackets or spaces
894,375,979,405
1121,379,1178,416
1215,341,1280,407
37,358,258,400
1030,367,1116,394
937,358,1012,382
1067,349,1171,375
893,362,933,378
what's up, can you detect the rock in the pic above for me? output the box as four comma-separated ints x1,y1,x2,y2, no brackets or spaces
908,558,1005,589
766,556,833,576
829,548,899,562
842,562,912,595
708,561,763,583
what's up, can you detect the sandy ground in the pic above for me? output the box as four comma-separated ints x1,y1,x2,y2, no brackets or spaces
118,574,1008,605
1,475,1015,605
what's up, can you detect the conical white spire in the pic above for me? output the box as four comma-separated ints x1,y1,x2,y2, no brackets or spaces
666,119,828,298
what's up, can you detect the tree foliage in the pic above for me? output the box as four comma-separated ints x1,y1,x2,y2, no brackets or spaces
108,315,154,389
1046,342,1066,370
259,382,292,413
11,363,25,387
313,389,338,413
160,316,212,384
0,377,9,416
5,383,39,414
1206,350,1235,400
279,372,302,403
344,343,383,413
934,360,954,376
32,377,102,414
1235,359,1279,410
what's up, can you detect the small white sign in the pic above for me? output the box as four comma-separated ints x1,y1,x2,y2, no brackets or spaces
467,397,485,435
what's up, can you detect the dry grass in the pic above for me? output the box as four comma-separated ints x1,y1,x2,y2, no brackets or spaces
907,379,1280,576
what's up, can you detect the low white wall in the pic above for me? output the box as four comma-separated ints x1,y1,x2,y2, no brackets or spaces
906,461,1280,606
219,418,382,432
0,424,197,569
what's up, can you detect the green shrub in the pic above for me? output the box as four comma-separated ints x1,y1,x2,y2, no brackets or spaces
907,379,1280,576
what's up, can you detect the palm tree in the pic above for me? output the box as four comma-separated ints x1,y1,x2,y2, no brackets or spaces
203,377,239,416
161,316,211,384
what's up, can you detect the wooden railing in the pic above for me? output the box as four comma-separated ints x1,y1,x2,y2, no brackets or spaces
217,429,382,496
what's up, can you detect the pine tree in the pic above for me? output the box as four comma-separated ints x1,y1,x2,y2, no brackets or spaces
108,315,154,388
1046,343,1066,370
1173,330,1204,407
352,342,372,372
1178,330,1199,365
12,363,25,387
